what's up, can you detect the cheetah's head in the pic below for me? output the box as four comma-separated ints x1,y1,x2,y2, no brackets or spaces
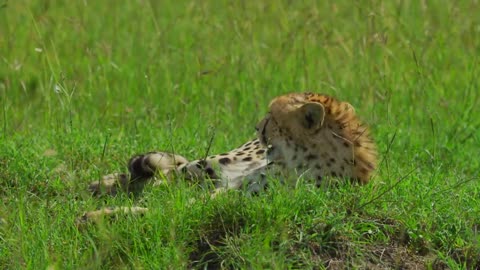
255,93,325,163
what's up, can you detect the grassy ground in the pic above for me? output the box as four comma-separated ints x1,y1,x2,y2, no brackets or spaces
1,0,479,269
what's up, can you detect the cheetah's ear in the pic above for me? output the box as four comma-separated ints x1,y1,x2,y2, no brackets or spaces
299,102,325,130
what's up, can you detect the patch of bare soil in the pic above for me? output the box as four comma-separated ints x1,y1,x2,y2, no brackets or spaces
188,212,245,270
321,242,445,270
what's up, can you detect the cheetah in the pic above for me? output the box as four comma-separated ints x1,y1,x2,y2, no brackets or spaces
81,92,377,222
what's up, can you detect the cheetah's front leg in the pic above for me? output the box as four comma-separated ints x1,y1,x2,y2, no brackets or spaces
79,152,190,226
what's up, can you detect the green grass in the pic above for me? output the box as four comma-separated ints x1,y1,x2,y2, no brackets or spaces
1,0,479,268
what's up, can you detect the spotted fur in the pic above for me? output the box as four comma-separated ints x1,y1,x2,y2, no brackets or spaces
81,92,377,223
